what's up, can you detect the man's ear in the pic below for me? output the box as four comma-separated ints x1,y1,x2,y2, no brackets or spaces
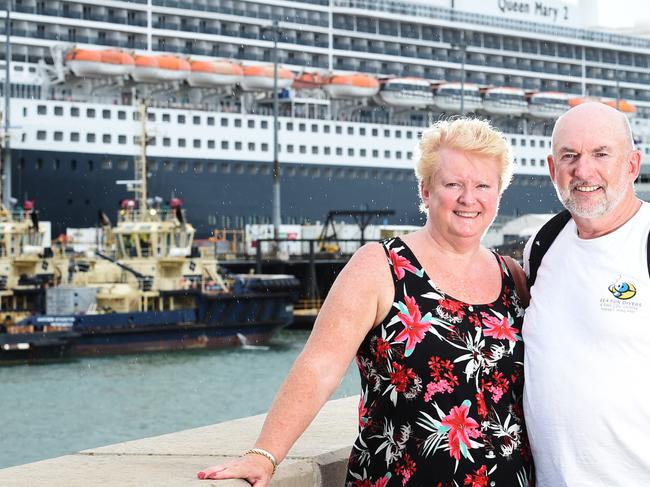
547,154,556,182
627,149,642,181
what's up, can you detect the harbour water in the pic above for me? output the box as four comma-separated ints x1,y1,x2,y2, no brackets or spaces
0,329,360,469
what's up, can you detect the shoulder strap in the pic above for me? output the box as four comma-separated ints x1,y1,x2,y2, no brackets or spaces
647,228,650,279
527,209,650,286
527,210,572,288
379,237,400,283
504,255,529,308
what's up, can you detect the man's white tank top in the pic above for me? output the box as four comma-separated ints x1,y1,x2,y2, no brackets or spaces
523,202,650,487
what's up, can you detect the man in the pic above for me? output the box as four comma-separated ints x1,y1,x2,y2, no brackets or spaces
523,102,650,486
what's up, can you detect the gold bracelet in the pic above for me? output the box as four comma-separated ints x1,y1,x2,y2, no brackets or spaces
242,448,278,475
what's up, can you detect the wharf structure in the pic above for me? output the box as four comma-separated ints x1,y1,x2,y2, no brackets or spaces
1,0,650,237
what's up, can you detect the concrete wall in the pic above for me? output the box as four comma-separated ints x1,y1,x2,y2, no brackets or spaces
0,395,359,486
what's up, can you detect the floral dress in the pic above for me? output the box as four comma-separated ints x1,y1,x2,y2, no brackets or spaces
346,237,533,487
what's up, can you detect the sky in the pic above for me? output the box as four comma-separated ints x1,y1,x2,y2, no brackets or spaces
594,0,649,27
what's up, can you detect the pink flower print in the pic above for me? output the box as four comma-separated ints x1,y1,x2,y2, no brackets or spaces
424,380,455,401
464,465,489,487
388,361,417,393
424,356,458,400
373,337,391,361
388,249,418,280
468,313,481,328
373,475,391,487
483,371,510,404
395,296,430,356
481,312,519,342
403,294,419,316
358,395,368,428
438,298,466,320
395,453,416,485
441,404,480,460
475,391,488,419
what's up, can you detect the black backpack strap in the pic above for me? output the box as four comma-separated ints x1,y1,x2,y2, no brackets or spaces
647,228,650,279
527,210,572,288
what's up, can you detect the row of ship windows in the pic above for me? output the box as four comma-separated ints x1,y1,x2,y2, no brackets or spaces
31,128,554,152
32,104,417,138
518,158,546,167
511,138,549,149
32,130,415,159
36,131,556,159
33,105,414,138
22,158,417,181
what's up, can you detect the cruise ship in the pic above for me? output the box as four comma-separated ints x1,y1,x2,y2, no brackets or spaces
2,0,650,236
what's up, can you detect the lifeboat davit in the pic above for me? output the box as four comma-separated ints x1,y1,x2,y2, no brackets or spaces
239,65,294,91
292,72,324,90
66,49,135,77
187,60,243,87
603,99,637,118
323,74,379,99
377,77,432,108
528,92,571,119
433,82,483,113
131,55,191,83
482,87,528,116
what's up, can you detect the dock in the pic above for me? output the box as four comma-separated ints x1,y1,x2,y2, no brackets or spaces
0,396,359,486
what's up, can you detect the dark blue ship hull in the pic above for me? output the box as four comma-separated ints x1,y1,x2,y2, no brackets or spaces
3,289,295,361
10,149,563,237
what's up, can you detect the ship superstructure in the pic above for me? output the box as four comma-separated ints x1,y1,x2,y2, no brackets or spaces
2,0,650,235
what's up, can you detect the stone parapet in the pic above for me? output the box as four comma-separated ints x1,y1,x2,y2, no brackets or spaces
0,395,359,486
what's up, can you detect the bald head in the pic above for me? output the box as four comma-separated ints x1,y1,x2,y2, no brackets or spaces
552,102,635,153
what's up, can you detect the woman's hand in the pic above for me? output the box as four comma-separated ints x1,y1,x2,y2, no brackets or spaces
197,454,275,485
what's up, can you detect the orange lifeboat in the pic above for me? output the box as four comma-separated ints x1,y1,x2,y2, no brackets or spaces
187,60,243,87
568,96,600,107
603,99,637,118
66,49,135,77
131,55,191,83
292,71,324,90
239,65,294,91
322,74,379,99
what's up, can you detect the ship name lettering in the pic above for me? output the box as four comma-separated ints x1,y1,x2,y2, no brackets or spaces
535,2,558,21
497,0,530,14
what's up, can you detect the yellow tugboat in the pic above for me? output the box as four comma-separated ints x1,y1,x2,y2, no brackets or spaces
2,102,298,362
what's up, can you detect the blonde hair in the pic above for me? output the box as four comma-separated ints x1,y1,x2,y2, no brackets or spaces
414,118,514,209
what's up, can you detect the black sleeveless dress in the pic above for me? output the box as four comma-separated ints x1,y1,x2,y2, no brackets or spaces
345,237,533,486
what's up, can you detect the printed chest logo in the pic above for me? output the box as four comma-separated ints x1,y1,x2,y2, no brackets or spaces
608,280,637,300
600,276,642,314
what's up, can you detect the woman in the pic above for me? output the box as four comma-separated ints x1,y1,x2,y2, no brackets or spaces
198,118,532,486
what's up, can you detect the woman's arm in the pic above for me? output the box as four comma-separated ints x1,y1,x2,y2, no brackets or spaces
198,242,393,484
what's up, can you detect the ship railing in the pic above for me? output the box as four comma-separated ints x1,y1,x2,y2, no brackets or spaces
116,208,186,223
333,0,650,49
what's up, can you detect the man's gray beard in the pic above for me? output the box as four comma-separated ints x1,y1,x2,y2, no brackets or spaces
555,184,627,219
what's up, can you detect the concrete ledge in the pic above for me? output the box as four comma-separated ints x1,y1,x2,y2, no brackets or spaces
0,395,359,486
